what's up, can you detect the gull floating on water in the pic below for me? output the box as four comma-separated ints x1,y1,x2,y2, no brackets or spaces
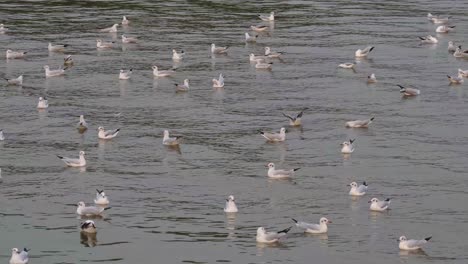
339,63,355,69
266,162,299,179
265,47,283,58
212,73,224,88
447,74,464,84
256,226,291,243
76,201,106,216
255,61,273,70
292,217,331,234
44,65,65,77
98,126,120,139
448,41,456,52
369,197,391,211
172,49,185,60
78,115,88,131
340,139,355,154
224,195,238,213
5,75,23,85
64,55,73,66
81,220,97,234
6,50,27,59
259,11,275,22
174,79,189,92
163,130,182,146
346,117,374,128
245,32,258,43
94,189,109,205
211,43,228,54
96,39,115,49
0,130,4,141
119,69,132,80
419,35,438,44
99,23,118,33
355,46,374,57
122,16,129,25
367,73,377,83
57,151,86,167
458,69,468,77
9,248,29,264
260,127,285,142
250,25,268,32
0,24,8,34
429,14,450,24
249,53,267,62
37,97,48,109
397,85,420,96
436,25,455,33
48,42,68,52
282,109,306,126
398,236,431,250
348,181,368,196
453,46,468,58
152,66,176,77
121,34,137,43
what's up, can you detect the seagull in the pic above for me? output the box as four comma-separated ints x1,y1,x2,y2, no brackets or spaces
57,151,86,167
172,49,185,60
397,85,420,96
224,195,238,213
345,117,374,128
64,55,73,66
174,79,190,92
6,50,27,59
259,11,275,22
121,34,137,43
9,248,29,264
249,53,267,62
448,41,456,52
339,63,355,69
78,115,88,131
282,109,306,126
98,126,120,139
419,35,438,44
398,236,432,250
427,13,435,20
122,16,129,25
76,201,106,216
447,74,464,84
211,43,228,54
355,46,374,57
255,61,273,70
266,162,300,179
458,69,468,77
162,130,182,146
152,66,176,77
250,25,268,32
0,24,8,34
367,73,377,83
245,32,258,43
430,15,450,24
80,220,97,234
37,97,48,109
264,47,283,58
0,130,4,141
119,69,132,80
436,25,455,33
44,65,65,77
453,46,468,58
94,189,109,205
96,39,115,49
212,73,224,88
348,181,368,196
292,217,331,234
48,42,68,52
340,139,355,154
99,23,118,33
256,226,291,243
5,75,23,85
260,127,286,142
369,198,391,211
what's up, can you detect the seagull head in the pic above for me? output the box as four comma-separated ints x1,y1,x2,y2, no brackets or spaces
77,201,86,207
228,195,235,201
257,227,266,235
163,130,169,137
79,151,85,156
369,198,379,204
152,65,158,71
320,217,331,224
6,49,12,54
98,126,104,131
38,97,44,101
348,182,358,188
398,236,407,242
280,127,286,134
43,65,50,70
267,162,275,169
11,248,20,254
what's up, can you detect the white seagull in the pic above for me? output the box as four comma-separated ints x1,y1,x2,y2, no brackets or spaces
96,39,115,49
419,35,438,44
453,46,468,58
348,181,368,196
340,139,355,154
369,198,391,211
436,25,455,33
94,189,110,205
212,73,224,88
245,32,258,43
152,66,176,77
282,109,306,126
76,201,106,216
78,115,88,131
249,53,267,62
224,195,238,213
122,16,129,25
345,117,374,128
211,43,228,54
5,75,23,85
6,50,27,59
81,220,97,234
44,65,65,77
37,97,48,109
172,49,185,60
259,11,275,22
256,226,291,243
9,248,29,264
99,23,118,33
397,85,420,96
174,79,190,92
292,217,331,234
98,126,120,139
448,41,456,52
48,42,68,52
57,151,86,167
250,25,268,32
260,127,286,142
430,15,450,24
355,46,374,57
458,69,468,77
265,47,283,58
0,130,4,141
367,73,377,83
266,162,300,179
339,63,355,69
64,55,73,65
119,69,132,80
121,34,137,43
255,61,273,70
398,236,432,251
0,24,8,34
162,130,182,146
447,74,464,84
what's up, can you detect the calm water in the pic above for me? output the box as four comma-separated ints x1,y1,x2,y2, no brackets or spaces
1,0,468,263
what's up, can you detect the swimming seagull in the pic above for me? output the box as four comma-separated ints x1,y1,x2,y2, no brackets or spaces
122,16,129,25
369,198,391,211
282,109,307,126
37,97,48,109
255,61,273,70
265,47,283,58
6,50,27,59
119,69,132,80
9,248,29,264
76,201,107,216
0,130,4,141
348,181,368,196
398,236,432,251
256,226,291,243
419,35,438,44
447,74,464,84
355,46,374,57
174,79,190,92
80,220,97,234
260,127,286,142
121,34,137,43
212,73,224,88
292,217,331,234
245,32,258,43
94,189,109,205
447,41,456,52
453,46,468,58
430,15,450,24
57,151,86,167
340,139,355,154
5,75,23,85
339,63,355,69
48,42,68,52
64,55,73,66
427,13,435,20
259,11,275,22
397,85,420,96
98,126,120,140
0,24,8,34
99,23,118,33
78,115,88,131
367,73,377,83
96,39,115,49
224,195,238,213
44,65,65,77
250,25,268,32
345,117,374,128
266,162,300,179
162,130,182,146
152,66,176,77
249,53,267,62
436,25,455,33
211,43,229,54
458,69,468,77
172,49,185,60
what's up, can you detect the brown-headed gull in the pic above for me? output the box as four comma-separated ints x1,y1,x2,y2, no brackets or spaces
292,217,331,234
172,49,185,60
211,43,228,54
98,126,120,139
369,198,391,211
212,73,224,88
94,189,109,205
162,130,182,145
37,97,48,109
265,47,283,58
76,201,106,216
122,16,129,25
99,23,118,33
44,65,65,77
340,139,355,154
355,46,374,57
397,85,420,96
119,69,132,80
260,127,285,142
6,50,27,59
57,151,86,167
453,46,468,58
255,61,273,70
256,226,291,243
0,24,8,34
436,25,455,33
78,115,88,131
9,248,29,264
282,109,307,126
96,39,115,49
348,181,368,196
345,117,374,128
367,73,377,83
259,11,275,22
48,42,68,52
458,69,468,77
398,236,432,250
5,75,23,85
174,79,189,92
448,41,456,52
121,34,137,43
419,35,438,44
152,66,176,77
447,74,464,84
245,32,258,43
224,195,238,213
249,53,267,62
266,162,299,178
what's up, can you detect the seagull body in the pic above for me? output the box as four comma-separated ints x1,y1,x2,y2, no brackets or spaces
398,85,420,96
172,49,185,60
339,63,355,69
355,46,374,57
0,130,4,141
267,162,299,179
122,16,129,25
96,39,115,49
419,35,438,44
37,97,48,109
224,195,238,213
367,73,377,83
346,117,374,128
447,41,456,52
458,69,468,77
436,25,455,33
265,47,283,58
78,115,88,131
245,32,258,42
453,46,468,58
6,50,27,59
341,139,355,154
152,66,176,77
64,55,73,65
259,11,275,22
292,217,331,234
5,75,23,85
121,34,137,43
0,24,8,34
94,189,109,205
99,24,118,33
9,248,29,264
399,236,432,250
348,181,368,196
255,61,273,69
369,198,391,211
81,220,97,234
44,65,65,77
447,74,464,84
260,127,285,142
57,151,86,167
211,43,228,54
119,69,132,80
249,53,267,62
282,109,306,126
163,130,182,146
98,126,119,139
256,226,291,243
212,73,224,88
250,25,268,32
76,201,105,216
174,79,190,92
48,42,68,52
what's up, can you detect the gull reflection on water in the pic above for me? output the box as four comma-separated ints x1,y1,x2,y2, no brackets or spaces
80,231,97,247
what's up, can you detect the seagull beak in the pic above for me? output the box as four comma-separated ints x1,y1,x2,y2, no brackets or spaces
328,220,332,223
368,201,372,203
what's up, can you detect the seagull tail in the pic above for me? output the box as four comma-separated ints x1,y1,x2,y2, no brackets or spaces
278,226,292,234
293,168,301,171
57,155,63,159
370,117,375,121
104,207,112,211
385,198,391,202
258,130,264,135
363,181,368,186
292,218,298,223
447,75,452,79
425,236,432,241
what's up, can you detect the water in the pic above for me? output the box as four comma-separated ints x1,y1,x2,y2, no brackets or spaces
1,0,468,263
